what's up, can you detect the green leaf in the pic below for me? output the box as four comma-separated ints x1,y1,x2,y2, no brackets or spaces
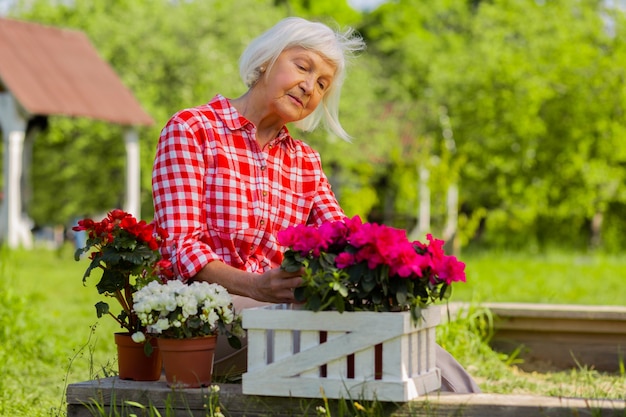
96,269,127,294
333,295,346,313
441,284,452,300
187,316,202,329
143,340,153,357
395,280,408,305
331,282,349,298
347,263,367,283
82,255,103,284
361,274,377,293
228,334,242,350
281,258,303,273
294,286,307,302
306,294,322,311
411,305,423,326
371,292,382,305
74,247,87,261
319,252,337,270
95,301,109,319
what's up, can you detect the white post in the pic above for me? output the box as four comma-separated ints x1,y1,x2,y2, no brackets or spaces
124,127,140,219
410,164,431,241
418,165,431,236
443,183,458,242
0,92,33,248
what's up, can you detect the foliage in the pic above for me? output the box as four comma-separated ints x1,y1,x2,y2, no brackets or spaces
278,216,466,324
5,0,626,252
73,209,172,336
360,0,626,250
133,280,243,348
15,0,284,224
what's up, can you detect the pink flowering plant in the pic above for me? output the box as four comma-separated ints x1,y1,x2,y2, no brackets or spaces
278,216,466,323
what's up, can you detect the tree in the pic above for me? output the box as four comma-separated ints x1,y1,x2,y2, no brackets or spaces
361,0,626,251
15,0,283,224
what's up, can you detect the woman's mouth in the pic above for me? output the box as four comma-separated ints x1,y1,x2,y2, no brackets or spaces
287,94,303,107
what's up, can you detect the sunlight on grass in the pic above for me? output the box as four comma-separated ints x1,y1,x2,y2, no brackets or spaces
1,245,624,417
455,251,626,305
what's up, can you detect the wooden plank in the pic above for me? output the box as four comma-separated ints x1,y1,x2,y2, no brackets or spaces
67,378,626,417
475,303,626,372
442,302,626,372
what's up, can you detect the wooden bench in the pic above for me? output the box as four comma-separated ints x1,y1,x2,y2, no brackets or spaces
479,302,626,372
66,377,626,417
67,303,626,416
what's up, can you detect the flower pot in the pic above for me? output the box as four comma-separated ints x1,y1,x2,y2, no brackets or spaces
114,333,162,381
158,335,217,388
242,304,441,402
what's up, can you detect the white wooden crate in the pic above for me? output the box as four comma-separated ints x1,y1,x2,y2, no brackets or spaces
241,304,441,402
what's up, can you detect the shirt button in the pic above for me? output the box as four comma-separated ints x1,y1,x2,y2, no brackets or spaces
260,220,265,225
260,165,267,171
262,191,268,197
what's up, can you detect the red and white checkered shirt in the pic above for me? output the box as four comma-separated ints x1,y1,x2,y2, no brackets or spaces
152,94,344,281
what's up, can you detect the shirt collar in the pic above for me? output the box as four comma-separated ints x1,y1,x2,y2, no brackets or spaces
212,94,296,152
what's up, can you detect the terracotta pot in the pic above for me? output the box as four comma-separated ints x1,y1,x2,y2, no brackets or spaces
158,335,217,388
114,333,162,381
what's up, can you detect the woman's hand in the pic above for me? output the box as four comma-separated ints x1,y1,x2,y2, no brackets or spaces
251,267,304,304
193,261,303,304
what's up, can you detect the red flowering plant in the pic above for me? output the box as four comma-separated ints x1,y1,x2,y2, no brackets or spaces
73,209,173,343
278,216,466,324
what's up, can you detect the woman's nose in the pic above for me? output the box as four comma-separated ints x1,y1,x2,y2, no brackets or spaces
300,76,314,94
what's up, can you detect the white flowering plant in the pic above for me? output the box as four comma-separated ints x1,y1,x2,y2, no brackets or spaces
132,280,243,349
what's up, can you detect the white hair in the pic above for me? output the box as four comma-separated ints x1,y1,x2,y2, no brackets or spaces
239,17,365,141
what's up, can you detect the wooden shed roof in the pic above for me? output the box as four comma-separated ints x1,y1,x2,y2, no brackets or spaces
0,17,153,126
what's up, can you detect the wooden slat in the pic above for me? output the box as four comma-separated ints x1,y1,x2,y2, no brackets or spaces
477,303,626,372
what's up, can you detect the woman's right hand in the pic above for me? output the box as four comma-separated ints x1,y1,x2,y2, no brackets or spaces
251,266,304,304
193,261,303,304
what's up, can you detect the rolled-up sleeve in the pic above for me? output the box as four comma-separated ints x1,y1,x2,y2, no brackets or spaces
152,111,221,281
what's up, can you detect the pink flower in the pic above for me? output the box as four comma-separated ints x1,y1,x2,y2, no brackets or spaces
434,255,466,285
277,224,301,248
335,252,356,269
318,220,350,248
343,215,363,235
426,234,446,262
389,243,428,278
278,224,331,257
279,215,466,314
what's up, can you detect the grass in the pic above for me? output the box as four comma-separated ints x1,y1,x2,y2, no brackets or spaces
454,249,626,305
0,243,624,417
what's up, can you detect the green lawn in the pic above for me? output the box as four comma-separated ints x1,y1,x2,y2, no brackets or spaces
0,244,624,417
455,250,626,305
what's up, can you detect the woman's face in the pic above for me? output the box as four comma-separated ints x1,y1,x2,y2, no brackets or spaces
261,46,336,124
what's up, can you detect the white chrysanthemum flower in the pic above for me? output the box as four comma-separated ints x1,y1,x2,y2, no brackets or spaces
207,310,219,327
153,318,170,332
132,278,240,338
221,306,234,324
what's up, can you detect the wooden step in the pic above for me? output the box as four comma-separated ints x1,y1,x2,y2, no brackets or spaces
66,377,626,417
461,302,626,372
67,303,626,416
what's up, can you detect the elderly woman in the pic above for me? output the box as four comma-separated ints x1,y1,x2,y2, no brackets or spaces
152,17,480,392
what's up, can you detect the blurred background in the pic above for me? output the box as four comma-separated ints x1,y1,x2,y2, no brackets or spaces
1,0,625,255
